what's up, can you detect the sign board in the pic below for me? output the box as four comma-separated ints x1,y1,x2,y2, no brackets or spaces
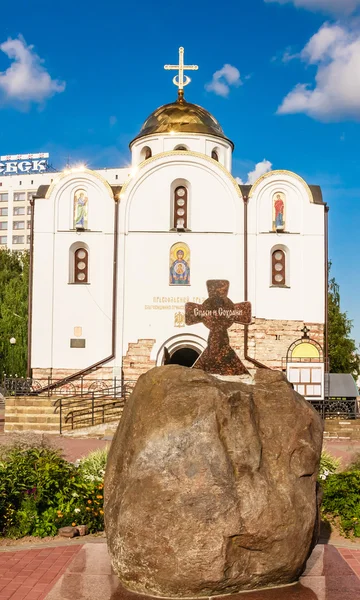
0,153,49,176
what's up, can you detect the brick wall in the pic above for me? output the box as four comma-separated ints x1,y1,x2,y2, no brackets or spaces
122,339,156,382
230,318,324,370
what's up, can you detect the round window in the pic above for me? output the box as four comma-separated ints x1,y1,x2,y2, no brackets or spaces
275,263,283,271
77,272,86,281
77,261,86,270
275,274,284,283
177,199,185,207
177,188,185,197
274,251,283,260
177,208,185,216
77,250,86,259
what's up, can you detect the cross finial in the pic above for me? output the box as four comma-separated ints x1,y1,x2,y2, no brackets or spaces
164,47,198,103
301,325,310,339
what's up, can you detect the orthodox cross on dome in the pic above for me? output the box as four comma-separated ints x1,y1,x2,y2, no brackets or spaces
164,47,198,102
185,280,252,376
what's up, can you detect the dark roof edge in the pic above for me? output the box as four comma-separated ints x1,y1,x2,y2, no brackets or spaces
33,185,50,199
308,185,325,205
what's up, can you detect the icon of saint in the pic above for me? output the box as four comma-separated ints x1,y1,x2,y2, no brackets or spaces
170,249,190,285
74,191,88,229
274,193,285,229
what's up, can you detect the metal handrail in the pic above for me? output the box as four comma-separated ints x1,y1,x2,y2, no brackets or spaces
56,381,136,433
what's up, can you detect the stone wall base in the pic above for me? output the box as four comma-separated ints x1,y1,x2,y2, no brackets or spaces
31,320,324,388
122,339,156,382
230,318,324,371
32,367,114,381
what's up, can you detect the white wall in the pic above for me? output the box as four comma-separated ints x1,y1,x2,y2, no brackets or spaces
248,172,325,323
31,170,116,370
131,134,232,171
118,151,245,362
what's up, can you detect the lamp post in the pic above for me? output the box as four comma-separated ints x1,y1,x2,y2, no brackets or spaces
9,337,16,376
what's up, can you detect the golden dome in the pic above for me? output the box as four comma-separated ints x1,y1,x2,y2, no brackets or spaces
130,99,233,148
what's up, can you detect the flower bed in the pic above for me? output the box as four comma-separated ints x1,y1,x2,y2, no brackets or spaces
0,443,108,539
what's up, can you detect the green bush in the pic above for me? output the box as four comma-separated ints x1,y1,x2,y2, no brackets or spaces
321,470,360,537
347,452,360,471
0,444,106,539
319,450,341,481
78,446,109,481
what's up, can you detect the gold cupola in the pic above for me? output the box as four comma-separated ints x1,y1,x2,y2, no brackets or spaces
130,98,233,148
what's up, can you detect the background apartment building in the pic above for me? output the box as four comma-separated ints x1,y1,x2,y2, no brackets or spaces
0,153,127,251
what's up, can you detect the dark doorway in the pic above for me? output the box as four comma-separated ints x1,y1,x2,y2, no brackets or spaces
169,348,200,367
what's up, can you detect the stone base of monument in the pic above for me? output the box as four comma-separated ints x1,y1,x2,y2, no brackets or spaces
44,543,360,600
104,365,324,598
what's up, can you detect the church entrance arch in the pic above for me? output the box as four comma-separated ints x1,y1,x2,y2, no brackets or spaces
168,347,200,367
156,333,206,367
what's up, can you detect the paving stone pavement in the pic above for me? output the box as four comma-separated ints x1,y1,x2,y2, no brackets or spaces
338,548,360,579
0,541,359,600
0,545,82,600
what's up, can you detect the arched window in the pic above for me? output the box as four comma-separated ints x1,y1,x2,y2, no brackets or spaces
272,249,286,286
174,145,188,151
141,146,152,160
211,149,219,161
173,186,188,229
74,247,89,284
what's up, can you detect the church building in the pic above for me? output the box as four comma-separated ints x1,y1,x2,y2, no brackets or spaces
29,49,328,400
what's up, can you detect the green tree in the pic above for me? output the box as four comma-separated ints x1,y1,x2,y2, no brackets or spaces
0,250,29,377
328,264,359,377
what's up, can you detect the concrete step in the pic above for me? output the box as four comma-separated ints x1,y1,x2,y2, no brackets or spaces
5,423,59,432
6,406,56,414
6,415,59,424
5,397,54,408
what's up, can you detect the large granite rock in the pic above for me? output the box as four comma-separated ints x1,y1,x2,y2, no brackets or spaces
104,366,323,598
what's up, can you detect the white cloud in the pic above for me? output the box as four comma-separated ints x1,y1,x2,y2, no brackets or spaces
236,160,273,185
0,36,65,106
247,160,273,184
278,23,360,120
264,0,360,15
205,64,242,97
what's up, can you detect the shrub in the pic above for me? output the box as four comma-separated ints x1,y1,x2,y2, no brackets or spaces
78,446,109,481
319,450,341,481
0,444,106,539
348,452,360,471
321,470,360,537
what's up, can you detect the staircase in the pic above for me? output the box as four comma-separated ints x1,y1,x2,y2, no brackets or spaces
5,396,60,433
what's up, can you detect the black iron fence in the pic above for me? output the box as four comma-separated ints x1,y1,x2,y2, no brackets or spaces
308,397,358,420
2,376,130,398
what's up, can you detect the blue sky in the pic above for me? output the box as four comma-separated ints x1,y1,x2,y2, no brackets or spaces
1,0,360,344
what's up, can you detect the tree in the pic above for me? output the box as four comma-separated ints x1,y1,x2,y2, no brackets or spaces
0,250,29,378
328,264,360,377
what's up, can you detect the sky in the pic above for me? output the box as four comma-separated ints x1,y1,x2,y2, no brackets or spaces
1,0,360,343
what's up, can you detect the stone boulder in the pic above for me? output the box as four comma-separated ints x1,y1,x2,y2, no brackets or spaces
104,366,323,597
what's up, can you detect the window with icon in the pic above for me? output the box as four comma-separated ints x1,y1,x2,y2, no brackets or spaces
173,186,188,230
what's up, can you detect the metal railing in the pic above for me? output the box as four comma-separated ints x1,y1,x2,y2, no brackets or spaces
53,381,136,433
3,376,123,398
307,397,358,420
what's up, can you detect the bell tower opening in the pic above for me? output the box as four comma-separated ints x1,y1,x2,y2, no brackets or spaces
169,347,200,367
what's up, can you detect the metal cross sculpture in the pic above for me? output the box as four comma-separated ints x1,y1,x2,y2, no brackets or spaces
164,47,198,100
185,280,252,376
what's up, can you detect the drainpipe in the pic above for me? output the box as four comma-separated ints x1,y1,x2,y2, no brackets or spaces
27,196,35,377
324,204,329,395
243,194,268,369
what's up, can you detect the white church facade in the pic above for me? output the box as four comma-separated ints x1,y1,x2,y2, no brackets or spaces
29,51,328,400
